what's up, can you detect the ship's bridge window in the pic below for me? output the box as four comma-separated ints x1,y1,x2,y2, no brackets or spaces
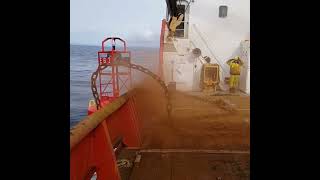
219,5,228,18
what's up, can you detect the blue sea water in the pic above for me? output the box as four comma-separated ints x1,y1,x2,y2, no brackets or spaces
70,44,159,127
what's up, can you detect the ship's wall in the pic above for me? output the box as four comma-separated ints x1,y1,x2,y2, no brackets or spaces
239,40,250,94
188,0,250,74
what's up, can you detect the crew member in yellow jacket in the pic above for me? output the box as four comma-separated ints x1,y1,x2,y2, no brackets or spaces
227,56,244,93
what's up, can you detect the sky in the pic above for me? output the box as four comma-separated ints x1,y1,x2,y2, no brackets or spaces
70,0,166,47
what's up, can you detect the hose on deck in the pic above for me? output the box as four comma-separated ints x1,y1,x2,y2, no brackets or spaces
70,93,130,150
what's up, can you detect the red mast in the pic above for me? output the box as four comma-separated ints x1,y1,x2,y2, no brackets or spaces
97,37,131,106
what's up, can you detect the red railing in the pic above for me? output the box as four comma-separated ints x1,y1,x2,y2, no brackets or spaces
70,93,141,180
158,19,166,79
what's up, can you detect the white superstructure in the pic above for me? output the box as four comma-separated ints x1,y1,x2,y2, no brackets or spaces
162,0,250,94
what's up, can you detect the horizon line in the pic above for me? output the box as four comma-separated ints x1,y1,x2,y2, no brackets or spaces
70,43,160,48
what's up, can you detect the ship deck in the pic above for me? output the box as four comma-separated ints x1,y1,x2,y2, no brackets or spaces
117,80,250,179
118,149,249,180
136,88,250,150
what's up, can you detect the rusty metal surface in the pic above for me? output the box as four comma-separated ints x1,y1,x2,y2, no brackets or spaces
129,152,249,180
139,149,249,154
117,149,139,180
129,152,172,180
134,89,250,150
70,93,129,150
180,91,238,112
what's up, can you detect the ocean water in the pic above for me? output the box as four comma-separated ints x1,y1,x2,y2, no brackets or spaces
70,44,159,127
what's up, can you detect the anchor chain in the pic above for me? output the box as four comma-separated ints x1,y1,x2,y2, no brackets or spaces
91,61,172,116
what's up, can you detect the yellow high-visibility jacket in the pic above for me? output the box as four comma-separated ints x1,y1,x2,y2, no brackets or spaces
227,59,243,75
